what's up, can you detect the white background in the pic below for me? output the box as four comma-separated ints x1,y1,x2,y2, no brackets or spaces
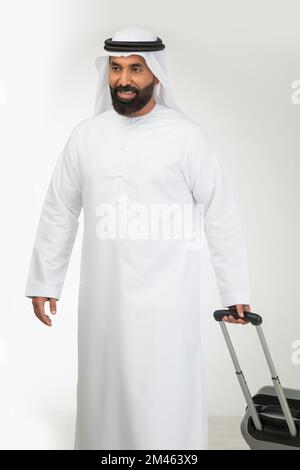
0,0,299,449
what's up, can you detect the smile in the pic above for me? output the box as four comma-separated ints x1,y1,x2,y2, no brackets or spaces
118,91,136,99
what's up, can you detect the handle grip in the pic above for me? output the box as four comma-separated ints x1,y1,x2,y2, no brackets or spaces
213,309,262,325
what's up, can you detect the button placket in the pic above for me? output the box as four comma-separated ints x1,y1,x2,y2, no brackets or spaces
118,119,133,202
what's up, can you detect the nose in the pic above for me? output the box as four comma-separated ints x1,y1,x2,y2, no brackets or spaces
118,69,132,87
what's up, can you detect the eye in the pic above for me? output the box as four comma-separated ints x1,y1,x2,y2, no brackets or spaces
111,66,142,73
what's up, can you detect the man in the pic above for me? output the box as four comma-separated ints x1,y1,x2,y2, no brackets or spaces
25,27,251,450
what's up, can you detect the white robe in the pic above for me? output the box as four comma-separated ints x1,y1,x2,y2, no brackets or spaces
25,102,250,450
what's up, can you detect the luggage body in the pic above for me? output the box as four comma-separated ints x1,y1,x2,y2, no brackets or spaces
214,310,300,450
241,385,300,449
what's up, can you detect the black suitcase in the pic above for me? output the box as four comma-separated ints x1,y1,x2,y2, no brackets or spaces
214,309,300,449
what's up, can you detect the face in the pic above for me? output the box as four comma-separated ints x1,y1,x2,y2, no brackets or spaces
108,54,159,115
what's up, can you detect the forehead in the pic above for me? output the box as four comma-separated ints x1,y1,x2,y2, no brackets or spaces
109,54,146,66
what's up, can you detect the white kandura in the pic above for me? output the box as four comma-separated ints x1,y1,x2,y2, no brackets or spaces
25,26,250,450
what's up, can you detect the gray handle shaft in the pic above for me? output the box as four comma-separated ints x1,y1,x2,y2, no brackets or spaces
218,319,297,437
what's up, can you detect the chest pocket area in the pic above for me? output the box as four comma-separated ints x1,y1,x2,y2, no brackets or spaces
135,162,193,205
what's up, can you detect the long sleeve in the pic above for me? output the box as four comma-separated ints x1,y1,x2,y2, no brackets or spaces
182,128,250,308
25,126,82,300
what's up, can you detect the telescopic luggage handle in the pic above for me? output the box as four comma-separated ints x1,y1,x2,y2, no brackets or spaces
213,309,297,437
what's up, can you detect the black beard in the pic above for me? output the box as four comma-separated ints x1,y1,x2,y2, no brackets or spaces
109,79,156,116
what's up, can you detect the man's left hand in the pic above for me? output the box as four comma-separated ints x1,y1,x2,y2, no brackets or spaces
223,304,251,325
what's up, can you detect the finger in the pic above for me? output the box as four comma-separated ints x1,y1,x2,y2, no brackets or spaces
228,315,239,323
224,315,236,323
235,304,244,318
49,298,57,315
238,317,250,324
32,298,52,326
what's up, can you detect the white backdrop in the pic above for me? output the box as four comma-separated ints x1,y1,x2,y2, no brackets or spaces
0,0,299,449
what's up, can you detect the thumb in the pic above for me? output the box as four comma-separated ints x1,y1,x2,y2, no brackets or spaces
49,298,57,315
235,304,244,318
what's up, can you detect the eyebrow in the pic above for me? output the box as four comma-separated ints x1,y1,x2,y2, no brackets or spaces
110,61,144,68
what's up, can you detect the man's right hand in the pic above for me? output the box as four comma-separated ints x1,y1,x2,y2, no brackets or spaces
32,297,57,327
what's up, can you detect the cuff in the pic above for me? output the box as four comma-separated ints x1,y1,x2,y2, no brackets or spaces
25,282,61,300
219,292,250,308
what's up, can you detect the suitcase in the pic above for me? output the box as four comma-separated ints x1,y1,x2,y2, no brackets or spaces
213,309,300,449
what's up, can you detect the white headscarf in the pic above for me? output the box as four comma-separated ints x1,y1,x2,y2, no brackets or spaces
94,26,186,118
